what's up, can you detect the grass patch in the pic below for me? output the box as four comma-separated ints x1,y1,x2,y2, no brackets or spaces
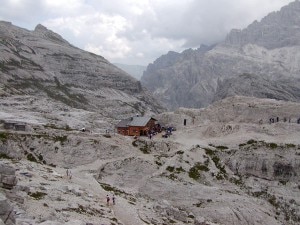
29,191,47,200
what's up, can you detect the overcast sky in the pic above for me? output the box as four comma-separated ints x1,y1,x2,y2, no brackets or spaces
0,0,295,65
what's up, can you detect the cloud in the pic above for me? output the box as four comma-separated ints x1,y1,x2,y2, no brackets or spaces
0,0,295,65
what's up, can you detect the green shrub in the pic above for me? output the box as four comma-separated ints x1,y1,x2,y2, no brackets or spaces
132,140,138,147
166,166,175,172
247,139,257,145
27,153,38,162
0,153,12,159
204,148,214,156
29,191,47,200
268,143,278,149
285,143,296,148
216,145,228,150
189,163,209,180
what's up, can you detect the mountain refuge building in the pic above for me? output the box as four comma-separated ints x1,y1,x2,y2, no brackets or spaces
116,116,157,136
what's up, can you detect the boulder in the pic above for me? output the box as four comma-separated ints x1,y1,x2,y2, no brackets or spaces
0,163,17,189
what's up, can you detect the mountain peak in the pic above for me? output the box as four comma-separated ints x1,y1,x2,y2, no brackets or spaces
225,0,300,49
34,24,70,45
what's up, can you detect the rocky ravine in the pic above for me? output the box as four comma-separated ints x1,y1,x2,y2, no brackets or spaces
141,0,300,110
1,96,300,225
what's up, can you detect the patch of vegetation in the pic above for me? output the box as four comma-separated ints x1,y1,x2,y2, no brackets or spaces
204,148,215,157
0,153,12,159
132,140,138,147
103,134,111,138
268,143,278,149
175,166,185,173
53,135,68,144
189,162,209,180
29,191,47,200
139,142,151,154
229,177,243,186
0,132,8,142
167,173,178,181
285,143,296,148
99,183,126,196
27,153,38,162
215,145,228,150
166,166,175,172
268,195,279,208
205,148,227,179
194,202,202,207
11,78,88,109
247,139,257,145
176,150,184,154
155,161,162,166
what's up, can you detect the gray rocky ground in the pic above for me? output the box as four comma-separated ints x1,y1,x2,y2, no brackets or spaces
0,96,300,225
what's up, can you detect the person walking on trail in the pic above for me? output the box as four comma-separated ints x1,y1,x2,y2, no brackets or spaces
112,195,116,205
106,195,110,205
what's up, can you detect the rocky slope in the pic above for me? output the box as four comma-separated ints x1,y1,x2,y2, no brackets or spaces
0,21,164,130
1,96,300,225
214,73,300,102
141,0,300,110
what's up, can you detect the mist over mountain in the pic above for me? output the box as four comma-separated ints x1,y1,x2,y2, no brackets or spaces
113,63,146,80
141,0,300,110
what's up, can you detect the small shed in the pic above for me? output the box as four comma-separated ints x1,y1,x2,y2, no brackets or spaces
116,116,157,136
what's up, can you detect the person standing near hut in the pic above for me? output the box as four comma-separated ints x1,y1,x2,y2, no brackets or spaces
106,195,110,205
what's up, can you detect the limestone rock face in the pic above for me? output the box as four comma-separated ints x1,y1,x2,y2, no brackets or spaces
141,1,300,110
214,74,300,102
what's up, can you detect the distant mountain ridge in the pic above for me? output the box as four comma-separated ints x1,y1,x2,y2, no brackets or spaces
113,63,146,80
141,0,300,110
0,21,164,128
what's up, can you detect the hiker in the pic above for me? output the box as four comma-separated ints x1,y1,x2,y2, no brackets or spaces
106,195,110,205
66,169,69,177
68,170,72,180
112,195,115,205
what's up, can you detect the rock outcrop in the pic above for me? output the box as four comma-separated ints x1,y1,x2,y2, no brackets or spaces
141,1,300,110
0,162,17,189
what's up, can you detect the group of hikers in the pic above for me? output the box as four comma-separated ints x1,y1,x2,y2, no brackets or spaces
106,194,116,205
269,117,300,124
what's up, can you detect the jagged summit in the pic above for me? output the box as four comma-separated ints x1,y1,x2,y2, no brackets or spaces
34,24,70,45
225,0,300,48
